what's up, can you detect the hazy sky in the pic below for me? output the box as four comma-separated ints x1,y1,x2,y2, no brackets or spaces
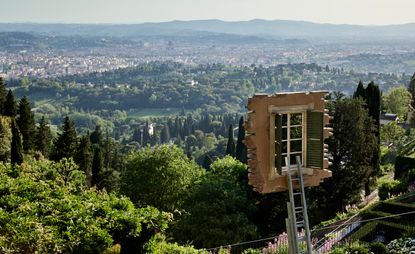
1,0,414,25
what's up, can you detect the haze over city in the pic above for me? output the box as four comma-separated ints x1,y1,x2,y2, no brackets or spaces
1,0,415,25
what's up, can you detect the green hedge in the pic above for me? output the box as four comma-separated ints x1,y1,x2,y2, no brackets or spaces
350,221,415,243
378,179,406,200
374,201,415,214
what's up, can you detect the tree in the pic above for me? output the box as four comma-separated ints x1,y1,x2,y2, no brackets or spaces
408,72,415,108
381,122,405,146
90,125,103,145
10,120,23,165
4,90,16,117
35,116,52,158
356,82,381,195
121,145,203,212
225,124,235,157
51,116,78,161
0,158,171,254
0,77,6,115
17,96,36,152
91,145,104,188
235,116,247,163
324,98,378,210
353,81,366,99
160,124,170,144
383,86,412,119
173,156,257,248
74,134,93,186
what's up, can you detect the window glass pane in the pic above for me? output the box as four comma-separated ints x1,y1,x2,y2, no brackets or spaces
290,126,302,139
290,154,302,165
291,140,302,153
291,113,302,125
282,127,287,140
282,114,288,126
282,141,288,154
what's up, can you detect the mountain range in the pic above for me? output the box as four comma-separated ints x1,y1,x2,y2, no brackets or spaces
0,19,414,42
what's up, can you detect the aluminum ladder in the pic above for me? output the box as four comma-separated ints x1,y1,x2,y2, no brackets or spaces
285,155,312,254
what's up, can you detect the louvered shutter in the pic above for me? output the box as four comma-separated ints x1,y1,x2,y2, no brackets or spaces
275,114,282,174
306,111,323,168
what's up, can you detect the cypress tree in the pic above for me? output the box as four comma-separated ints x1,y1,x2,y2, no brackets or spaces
10,120,23,165
51,116,78,161
235,116,247,163
90,125,103,145
17,96,36,152
225,124,235,157
91,145,104,188
132,128,142,144
75,135,93,186
353,81,366,99
409,72,415,108
35,116,52,157
0,77,6,115
160,124,171,144
202,154,212,170
4,90,16,117
142,121,150,145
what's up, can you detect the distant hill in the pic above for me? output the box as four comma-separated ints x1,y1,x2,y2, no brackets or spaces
0,20,415,42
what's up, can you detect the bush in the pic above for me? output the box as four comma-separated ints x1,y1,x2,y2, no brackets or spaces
242,249,261,254
146,234,202,254
387,237,415,253
0,158,171,253
369,242,388,254
378,179,406,200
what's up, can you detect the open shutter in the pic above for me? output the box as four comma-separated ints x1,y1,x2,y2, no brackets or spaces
306,111,323,168
275,114,282,174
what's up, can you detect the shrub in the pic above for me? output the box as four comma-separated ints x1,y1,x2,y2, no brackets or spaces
146,234,202,254
378,179,406,200
242,248,262,254
387,237,415,253
369,242,388,254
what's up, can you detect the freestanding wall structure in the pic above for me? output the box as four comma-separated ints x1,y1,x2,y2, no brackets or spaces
244,91,332,193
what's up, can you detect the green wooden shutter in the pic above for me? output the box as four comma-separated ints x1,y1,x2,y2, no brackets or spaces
275,114,282,174
306,111,323,168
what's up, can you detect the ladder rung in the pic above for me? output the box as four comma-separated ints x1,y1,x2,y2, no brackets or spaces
294,206,302,210
292,178,300,181
293,192,301,195
295,210,303,213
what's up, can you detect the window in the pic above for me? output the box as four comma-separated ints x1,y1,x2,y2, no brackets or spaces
279,112,304,168
270,107,324,176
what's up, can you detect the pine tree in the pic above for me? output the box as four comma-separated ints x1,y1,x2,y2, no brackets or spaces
225,124,235,157
35,116,52,157
0,78,6,115
17,96,36,152
4,90,16,117
75,134,93,186
91,145,104,188
235,116,247,163
51,116,78,161
10,120,23,165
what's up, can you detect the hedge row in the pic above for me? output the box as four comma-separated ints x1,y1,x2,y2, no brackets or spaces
350,221,415,243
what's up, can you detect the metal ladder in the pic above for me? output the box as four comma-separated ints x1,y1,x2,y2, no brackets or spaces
285,155,312,254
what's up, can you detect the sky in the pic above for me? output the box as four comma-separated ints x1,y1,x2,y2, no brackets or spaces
0,0,414,25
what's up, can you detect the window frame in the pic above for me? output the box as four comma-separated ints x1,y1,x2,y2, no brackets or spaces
268,104,314,179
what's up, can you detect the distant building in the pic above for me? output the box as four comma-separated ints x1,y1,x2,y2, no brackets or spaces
380,113,399,125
